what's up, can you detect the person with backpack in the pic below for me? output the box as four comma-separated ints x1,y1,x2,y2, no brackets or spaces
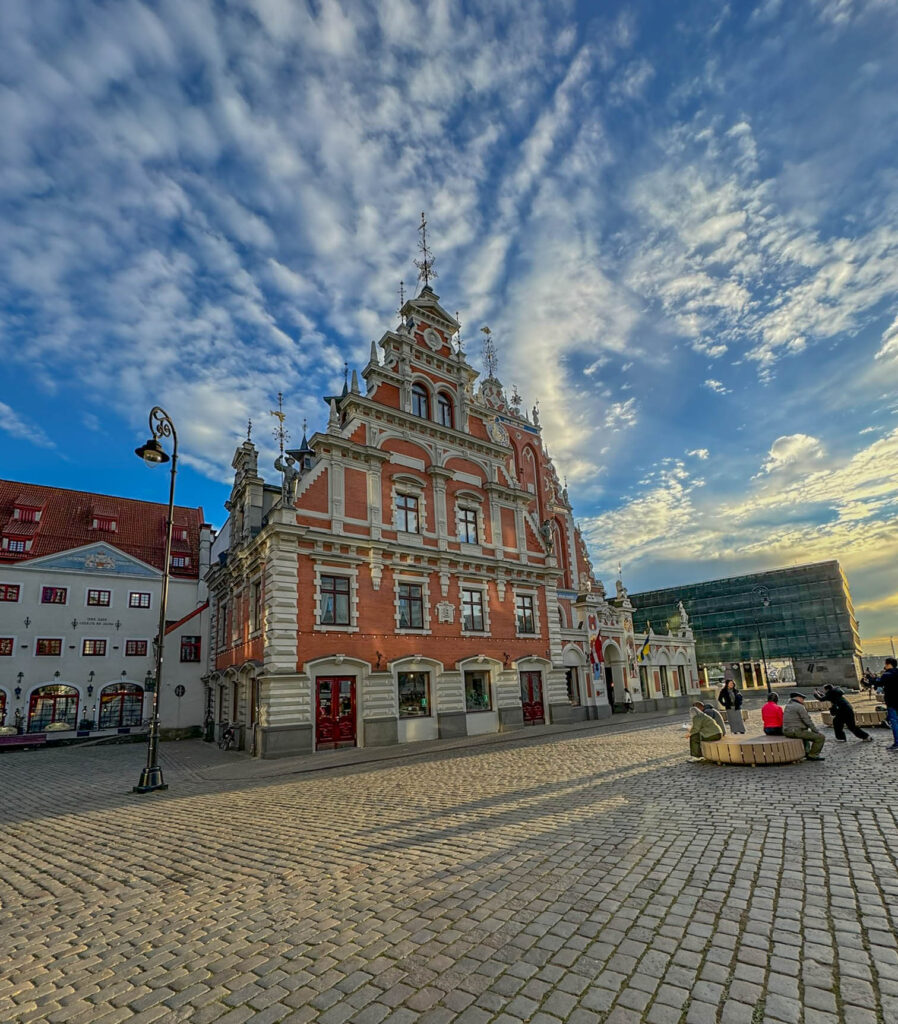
814,684,873,743
878,657,898,751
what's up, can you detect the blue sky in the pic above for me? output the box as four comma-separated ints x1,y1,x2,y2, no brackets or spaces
2,0,898,649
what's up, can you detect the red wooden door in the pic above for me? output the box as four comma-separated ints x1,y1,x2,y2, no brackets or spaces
316,677,357,749
520,671,545,725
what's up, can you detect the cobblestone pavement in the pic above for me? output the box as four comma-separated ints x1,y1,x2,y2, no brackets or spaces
1,719,897,1024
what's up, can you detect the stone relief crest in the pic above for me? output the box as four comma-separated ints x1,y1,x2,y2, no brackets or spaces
423,328,442,352
486,417,509,445
436,601,455,623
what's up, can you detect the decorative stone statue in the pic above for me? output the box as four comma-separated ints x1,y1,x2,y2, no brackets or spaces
677,600,689,629
539,519,555,555
274,454,300,505
578,573,592,595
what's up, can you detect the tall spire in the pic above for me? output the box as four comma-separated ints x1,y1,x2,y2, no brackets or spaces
414,211,437,288
246,418,252,442
269,392,289,454
398,279,405,318
481,325,498,379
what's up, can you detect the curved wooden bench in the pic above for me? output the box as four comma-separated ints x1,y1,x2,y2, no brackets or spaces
821,710,885,728
802,700,824,712
701,735,806,765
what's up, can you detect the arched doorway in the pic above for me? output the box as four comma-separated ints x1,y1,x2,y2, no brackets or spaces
0,689,7,726
99,682,144,728
28,685,79,732
603,641,626,711
562,645,586,707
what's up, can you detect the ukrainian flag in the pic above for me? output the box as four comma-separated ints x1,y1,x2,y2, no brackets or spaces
637,623,651,662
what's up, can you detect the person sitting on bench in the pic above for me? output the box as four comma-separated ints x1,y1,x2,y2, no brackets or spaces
688,702,724,762
782,692,825,761
762,693,784,736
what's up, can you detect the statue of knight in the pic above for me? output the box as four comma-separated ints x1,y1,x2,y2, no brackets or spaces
275,454,300,506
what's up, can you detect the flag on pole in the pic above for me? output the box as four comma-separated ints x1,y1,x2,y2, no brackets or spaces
637,622,651,662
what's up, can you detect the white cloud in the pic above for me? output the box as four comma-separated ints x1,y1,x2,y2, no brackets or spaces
687,448,709,459
759,433,825,474
704,378,730,394
875,313,898,361
0,402,55,449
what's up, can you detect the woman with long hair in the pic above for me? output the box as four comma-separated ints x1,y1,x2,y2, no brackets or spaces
718,679,746,734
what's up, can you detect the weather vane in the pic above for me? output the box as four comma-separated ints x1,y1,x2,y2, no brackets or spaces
481,325,497,378
247,418,252,442
455,311,464,353
511,384,521,411
414,211,437,286
269,392,289,455
398,280,405,318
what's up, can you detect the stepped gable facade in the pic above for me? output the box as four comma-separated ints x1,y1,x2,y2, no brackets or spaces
205,284,699,758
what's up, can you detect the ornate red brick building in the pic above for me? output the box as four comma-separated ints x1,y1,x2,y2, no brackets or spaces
205,283,698,757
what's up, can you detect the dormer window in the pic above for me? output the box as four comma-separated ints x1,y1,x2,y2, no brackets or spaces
14,506,40,523
171,555,191,569
437,392,454,428
172,526,188,542
92,516,117,532
411,383,430,419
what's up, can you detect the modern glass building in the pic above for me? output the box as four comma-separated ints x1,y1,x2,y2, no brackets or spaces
629,560,861,688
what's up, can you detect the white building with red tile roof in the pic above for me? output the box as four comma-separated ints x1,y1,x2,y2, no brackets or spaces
0,480,212,739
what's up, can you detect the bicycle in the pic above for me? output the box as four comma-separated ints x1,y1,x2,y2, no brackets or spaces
218,722,236,750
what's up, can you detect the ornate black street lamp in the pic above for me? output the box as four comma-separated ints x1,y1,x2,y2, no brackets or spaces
132,406,177,794
752,585,771,695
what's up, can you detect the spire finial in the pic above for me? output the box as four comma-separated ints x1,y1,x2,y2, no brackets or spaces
481,325,497,379
414,211,437,287
398,280,405,317
269,392,288,454
246,418,252,442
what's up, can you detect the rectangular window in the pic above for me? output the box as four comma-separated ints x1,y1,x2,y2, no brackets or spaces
93,516,117,531
462,588,485,631
180,635,201,662
41,586,67,604
397,672,431,717
516,594,536,633
659,665,669,696
129,592,151,608
171,555,190,569
87,589,111,607
82,639,107,656
250,580,262,633
395,493,420,533
0,638,13,656
16,507,38,523
320,575,351,626
459,508,478,544
0,584,20,602
125,640,148,656
398,583,424,629
464,671,491,711
36,638,62,656
173,526,188,542
7,539,27,553
217,601,228,648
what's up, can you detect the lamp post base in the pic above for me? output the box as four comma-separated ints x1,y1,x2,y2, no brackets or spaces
133,766,167,793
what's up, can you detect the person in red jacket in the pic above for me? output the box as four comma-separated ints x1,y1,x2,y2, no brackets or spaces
762,693,784,735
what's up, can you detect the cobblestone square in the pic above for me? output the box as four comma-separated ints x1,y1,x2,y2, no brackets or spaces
1,718,896,1024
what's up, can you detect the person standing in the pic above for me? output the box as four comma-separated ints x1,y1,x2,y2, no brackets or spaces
814,684,873,743
623,688,633,712
718,679,746,734
782,692,826,760
761,693,784,735
688,702,724,761
879,657,898,751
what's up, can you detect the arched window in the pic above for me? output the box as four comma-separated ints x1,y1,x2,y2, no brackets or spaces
99,682,144,728
437,392,454,428
28,685,78,732
411,383,430,419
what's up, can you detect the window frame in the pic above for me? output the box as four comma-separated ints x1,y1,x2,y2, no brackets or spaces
397,671,431,718
180,635,202,663
319,574,351,626
35,638,63,656
516,593,537,635
82,638,107,657
41,586,68,605
397,582,425,630
395,493,420,534
0,637,14,657
461,588,486,632
464,670,492,712
459,507,479,545
411,382,430,419
437,392,454,428
0,584,20,602
129,591,151,609
86,589,111,607
125,639,148,657
170,555,190,569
